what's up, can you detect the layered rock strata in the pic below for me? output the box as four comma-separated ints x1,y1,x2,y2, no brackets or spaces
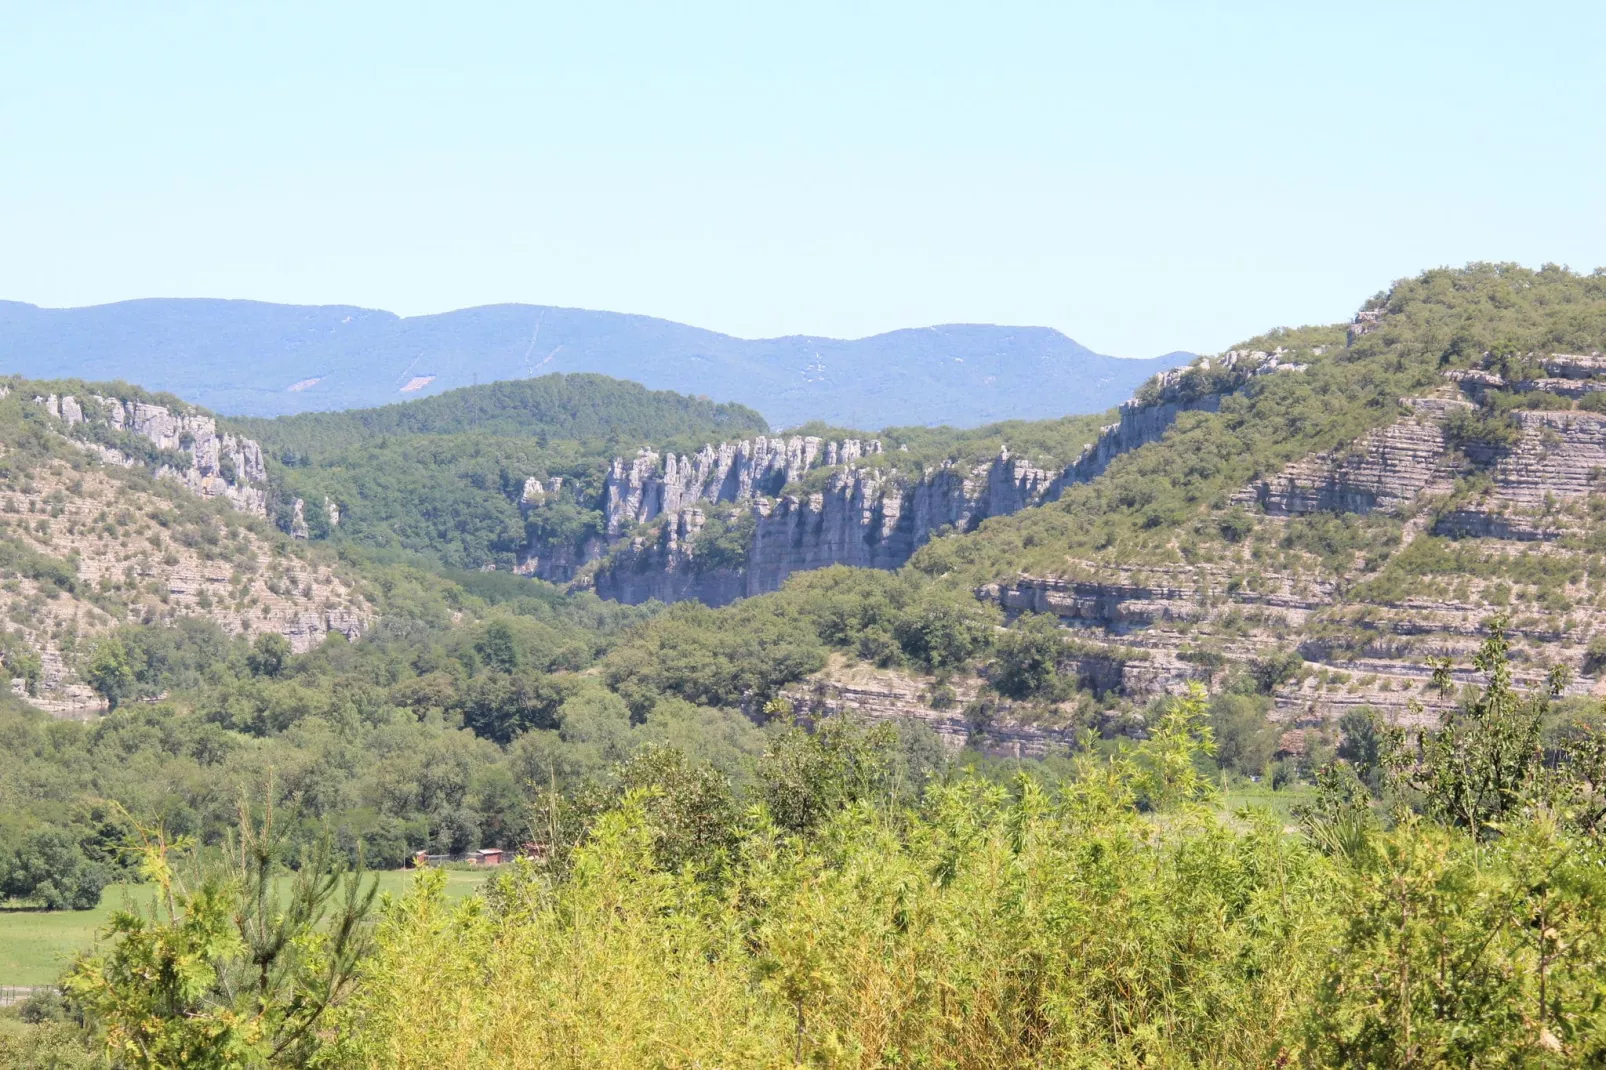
1233,398,1468,516
781,659,1077,758
0,455,366,716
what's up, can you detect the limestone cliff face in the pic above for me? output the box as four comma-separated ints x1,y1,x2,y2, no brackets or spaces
37,392,268,516
601,435,881,535
587,448,1081,604
781,661,1076,757
588,508,747,606
565,350,1307,605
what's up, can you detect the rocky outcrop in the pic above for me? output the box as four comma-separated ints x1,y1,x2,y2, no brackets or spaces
1060,349,1305,486
982,565,1334,635
1428,409,1606,540
569,351,1309,606
1347,307,1387,346
601,435,882,535
588,447,1102,604
1233,398,1467,516
36,392,268,516
0,453,369,716
781,659,1078,758
589,509,746,606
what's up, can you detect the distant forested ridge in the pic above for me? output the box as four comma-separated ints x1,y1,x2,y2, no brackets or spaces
0,297,1190,426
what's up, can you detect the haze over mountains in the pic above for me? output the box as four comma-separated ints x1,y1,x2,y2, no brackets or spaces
0,298,1190,428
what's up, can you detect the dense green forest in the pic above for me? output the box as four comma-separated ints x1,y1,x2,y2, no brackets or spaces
232,374,770,455
225,374,768,569
10,264,1606,1065
230,369,1116,573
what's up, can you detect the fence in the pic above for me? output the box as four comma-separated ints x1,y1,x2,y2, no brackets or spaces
0,985,49,1007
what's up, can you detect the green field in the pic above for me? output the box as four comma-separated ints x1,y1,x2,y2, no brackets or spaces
0,869,491,987
1218,780,1314,826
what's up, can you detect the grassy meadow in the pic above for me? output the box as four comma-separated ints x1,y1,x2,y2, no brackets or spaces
0,868,490,987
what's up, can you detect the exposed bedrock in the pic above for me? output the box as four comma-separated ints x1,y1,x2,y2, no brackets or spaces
36,392,269,516
566,351,1306,605
1233,398,1467,516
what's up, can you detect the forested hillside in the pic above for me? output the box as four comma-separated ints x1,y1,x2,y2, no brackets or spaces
225,374,769,569
232,373,768,454
7,264,1606,1066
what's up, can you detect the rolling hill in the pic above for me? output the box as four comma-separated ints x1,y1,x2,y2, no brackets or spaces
0,298,1189,428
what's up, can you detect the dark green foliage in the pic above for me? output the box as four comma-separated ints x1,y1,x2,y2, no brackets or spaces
0,828,108,910
0,539,79,594
688,510,756,574
1,642,43,696
1416,618,1545,839
604,599,827,714
239,376,768,571
992,612,1069,700
1584,635,1606,676
757,715,909,835
1336,707,1391,795
247,633,292,678
84,637,135,711
1445,404,1521,451
1216,507,1255,544
1247,648,1303,694
522,499,603,548
456,671,569,744
1279,512,1401,569
235,373,767,454
889,588,997,671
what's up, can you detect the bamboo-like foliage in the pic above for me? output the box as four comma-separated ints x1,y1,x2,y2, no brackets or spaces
325,709,1340,1069
326,668,1606,1068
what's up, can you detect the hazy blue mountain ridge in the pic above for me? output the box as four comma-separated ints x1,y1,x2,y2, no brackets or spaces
0,298,1190,428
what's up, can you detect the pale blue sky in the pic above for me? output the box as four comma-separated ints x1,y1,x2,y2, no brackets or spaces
3,2,1604,356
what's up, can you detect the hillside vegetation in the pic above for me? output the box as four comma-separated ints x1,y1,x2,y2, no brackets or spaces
232,373,769,454
7,264,1606,1065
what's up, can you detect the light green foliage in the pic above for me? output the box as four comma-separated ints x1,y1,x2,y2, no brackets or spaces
66,798,377,1069
1135,682,1216,810
1415,617,1545,838
1306,814,1606,1065
329,757,1333,1068
1208,692,1280,777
